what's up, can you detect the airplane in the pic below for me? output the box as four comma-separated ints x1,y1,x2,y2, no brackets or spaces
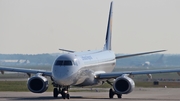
142,54,164,68
1,1,180,99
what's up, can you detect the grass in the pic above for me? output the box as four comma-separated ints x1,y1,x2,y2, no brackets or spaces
0,70,180,92
0,81,180,92
0,81,28,91
0,81,55,92
136,81,180,88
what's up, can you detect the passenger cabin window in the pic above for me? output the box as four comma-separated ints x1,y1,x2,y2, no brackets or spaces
55,60,72,66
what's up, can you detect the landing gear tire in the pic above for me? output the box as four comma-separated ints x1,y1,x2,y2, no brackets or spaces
67,94,70,99
53,88,58,98
117,94,122,98
61,88,70,99
109,88,114,98
62,93,66,99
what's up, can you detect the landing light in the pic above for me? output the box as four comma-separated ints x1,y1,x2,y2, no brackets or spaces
94,75,97,78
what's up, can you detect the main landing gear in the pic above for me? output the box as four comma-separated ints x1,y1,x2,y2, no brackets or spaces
106,80,122,99
53,86,70,99
109,88,122,99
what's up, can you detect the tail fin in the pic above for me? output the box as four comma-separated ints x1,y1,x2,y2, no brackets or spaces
103,1,113,50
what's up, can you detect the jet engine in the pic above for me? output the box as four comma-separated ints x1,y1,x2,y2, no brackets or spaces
27,74,48,93
113,75,135,94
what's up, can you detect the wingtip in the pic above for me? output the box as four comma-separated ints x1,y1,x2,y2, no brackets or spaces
158,50,167,52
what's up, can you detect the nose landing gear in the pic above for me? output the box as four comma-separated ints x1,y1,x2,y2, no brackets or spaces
61,87,70,99
53,85,70,99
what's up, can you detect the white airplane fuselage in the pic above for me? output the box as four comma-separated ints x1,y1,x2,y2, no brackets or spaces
52,50,116,86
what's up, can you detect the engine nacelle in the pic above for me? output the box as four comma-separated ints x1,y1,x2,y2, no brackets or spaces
27,74,48,93
113,75,135,94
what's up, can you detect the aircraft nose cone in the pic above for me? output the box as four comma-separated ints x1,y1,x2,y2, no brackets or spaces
52,66,75,86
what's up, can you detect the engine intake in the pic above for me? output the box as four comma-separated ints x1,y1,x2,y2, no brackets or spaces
113,75,135,94
27,74,48,93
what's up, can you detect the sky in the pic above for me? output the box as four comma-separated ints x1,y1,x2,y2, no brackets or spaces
0,0,180,54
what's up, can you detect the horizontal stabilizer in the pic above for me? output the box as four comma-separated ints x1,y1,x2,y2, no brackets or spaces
59,49,75,53
116,50,166,59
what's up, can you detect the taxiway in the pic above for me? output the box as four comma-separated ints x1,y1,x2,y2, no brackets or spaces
0,88,180,101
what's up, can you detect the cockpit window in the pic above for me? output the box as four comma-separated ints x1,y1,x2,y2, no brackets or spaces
64,61,72,66
55,60,72,66
55,61,63,66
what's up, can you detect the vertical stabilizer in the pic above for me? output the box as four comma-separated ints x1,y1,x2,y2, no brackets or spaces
103,1,113,50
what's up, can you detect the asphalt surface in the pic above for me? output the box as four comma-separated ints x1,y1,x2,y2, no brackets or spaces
0,88,180,101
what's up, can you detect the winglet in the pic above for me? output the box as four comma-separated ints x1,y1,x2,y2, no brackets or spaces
103,1,113,50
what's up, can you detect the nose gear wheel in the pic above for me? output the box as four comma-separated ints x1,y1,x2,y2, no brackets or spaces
53,86,70,99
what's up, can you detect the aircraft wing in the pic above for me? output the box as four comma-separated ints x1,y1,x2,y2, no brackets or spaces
116,50,166,59
0,66,52,76
95,68,180,79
